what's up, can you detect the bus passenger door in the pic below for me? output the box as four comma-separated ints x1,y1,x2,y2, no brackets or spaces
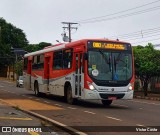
44,57,50,94
75,52,83,97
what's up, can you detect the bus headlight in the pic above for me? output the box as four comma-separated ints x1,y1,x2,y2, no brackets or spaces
128,86,132,90
88,83,95,90
129,86,132,90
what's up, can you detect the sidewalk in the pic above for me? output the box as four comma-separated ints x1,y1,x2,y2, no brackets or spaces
0,99,44,134
0,78,83,135
134,91,160,101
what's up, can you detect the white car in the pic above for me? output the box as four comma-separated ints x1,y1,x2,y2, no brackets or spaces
16,76,24,87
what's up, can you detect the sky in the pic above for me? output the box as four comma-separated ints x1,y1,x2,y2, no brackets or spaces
0,0,160,47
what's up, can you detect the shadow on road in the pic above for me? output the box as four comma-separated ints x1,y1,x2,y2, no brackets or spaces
25,93,129,110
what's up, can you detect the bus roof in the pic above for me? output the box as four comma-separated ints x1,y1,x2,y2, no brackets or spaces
24,39,130,57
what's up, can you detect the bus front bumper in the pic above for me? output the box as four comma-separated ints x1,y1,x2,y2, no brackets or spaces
81,89,133,100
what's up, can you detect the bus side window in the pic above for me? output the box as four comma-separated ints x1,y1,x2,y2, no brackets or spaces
53,50,63,70
63,49,73,69
32,56,38,69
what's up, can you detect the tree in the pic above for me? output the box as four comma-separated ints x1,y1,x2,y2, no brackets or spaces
0,18,29,77
0,18,28,55
14,60,23,76
24,42,51,52
133,43,160,96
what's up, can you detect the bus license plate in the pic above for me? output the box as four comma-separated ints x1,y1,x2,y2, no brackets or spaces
108,97,117,100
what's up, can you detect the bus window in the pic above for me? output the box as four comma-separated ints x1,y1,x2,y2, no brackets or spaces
32,55,44,70
32,56,38,69
53,50,63,70
63,49,73,69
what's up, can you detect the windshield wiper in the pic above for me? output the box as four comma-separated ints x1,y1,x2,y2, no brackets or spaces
114,56,117,72
99,50,111,71
116,52,122,62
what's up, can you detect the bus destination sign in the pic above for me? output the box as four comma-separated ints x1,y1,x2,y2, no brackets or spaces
93,42,126,50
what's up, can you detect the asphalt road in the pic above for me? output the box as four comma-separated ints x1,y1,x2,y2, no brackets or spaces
0,80,160,135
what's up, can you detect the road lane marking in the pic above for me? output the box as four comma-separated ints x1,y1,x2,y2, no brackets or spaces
84,111,96,115
28,97,33,99
44,101,50,104
113,103,129,108
10,91,15,93
0,85,4,87
55,104,62,106
0,117,32,121
130,100,160,106
5,81,12,83
6,91,12,93
105,116,122,121
68,107,77,110
28,132,40,135
35,99,40,101
136,124,145,127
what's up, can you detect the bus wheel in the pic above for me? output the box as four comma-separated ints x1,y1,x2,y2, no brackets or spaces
66,86,76,105
34,82,40,97
101,100,112,106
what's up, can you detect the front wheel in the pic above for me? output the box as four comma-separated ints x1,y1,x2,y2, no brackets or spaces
66,85,76,105
101,100,112,106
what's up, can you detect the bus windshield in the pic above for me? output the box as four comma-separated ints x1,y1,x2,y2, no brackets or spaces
88,49,132,81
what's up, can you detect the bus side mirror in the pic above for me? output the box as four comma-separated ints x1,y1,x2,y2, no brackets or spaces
84,53,88,60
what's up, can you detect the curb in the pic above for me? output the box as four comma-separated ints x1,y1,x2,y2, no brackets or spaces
134,95,160,101
0,78,16,83
0,99,87,135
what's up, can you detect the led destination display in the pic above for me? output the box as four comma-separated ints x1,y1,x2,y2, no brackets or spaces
93,42,127,50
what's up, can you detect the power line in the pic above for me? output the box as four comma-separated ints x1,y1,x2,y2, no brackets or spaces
77,0,160,23
109,26,160,39
79,6,160,24
116,30,160,40
153,44,160,47
131,37,160,44
125,33,160,41
106,26,160,45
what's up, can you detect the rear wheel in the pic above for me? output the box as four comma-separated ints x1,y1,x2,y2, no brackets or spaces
66,85,76,104
101,100,112,106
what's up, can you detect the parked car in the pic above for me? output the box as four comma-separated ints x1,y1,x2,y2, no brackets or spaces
16,76,24,87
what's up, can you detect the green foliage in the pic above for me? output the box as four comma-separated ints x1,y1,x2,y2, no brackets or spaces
133,43,160,95
134,79,140,91
14,60,23,76
24,42,51,52
133,43,160,77
0,17,28,55
0,18,52,77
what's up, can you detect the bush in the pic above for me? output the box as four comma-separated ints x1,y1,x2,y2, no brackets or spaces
134,79,140,91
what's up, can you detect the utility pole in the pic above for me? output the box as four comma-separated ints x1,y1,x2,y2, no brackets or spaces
61,22,78,42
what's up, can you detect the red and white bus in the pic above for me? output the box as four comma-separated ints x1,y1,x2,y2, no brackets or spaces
23,39,134,105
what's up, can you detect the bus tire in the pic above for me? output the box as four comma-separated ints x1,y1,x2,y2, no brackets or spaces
101,100,112,106
66,85,76,105
34,82,40,97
